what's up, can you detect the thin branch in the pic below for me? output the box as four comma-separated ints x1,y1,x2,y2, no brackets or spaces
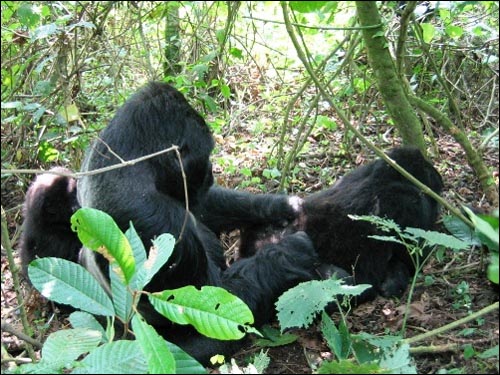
243,15,382,31
1,145,180,179
1,320,43,350
404,301,499,345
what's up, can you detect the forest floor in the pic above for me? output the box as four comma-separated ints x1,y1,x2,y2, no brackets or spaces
1,123,499,374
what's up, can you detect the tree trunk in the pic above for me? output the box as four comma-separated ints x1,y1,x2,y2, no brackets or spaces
355,1,426,151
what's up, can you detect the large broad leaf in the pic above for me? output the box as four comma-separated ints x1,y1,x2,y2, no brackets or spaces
132,315,176,374
71,208,135,285
276,278,370,332
150,285,255,340
443,214,482,247
28,257,114,316
464,207,499,252
68,311,108,342
73,340,148,374
42,329,101,368
164,341,207,374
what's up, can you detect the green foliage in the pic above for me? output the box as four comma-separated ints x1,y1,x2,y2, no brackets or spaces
22,207,256,374
272,215,479,373
71,208,135,285
349,215,470,258
274,274,417,374
254,326,298,348
150,285,258,340
275,277,370,332
28,257,115,317
444,208,499,284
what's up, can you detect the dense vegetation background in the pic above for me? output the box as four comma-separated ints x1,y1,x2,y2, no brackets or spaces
1,1,498,373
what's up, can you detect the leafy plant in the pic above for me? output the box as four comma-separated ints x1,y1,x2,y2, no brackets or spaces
22,207,256,374
274,276,415,373
444,207,499,285
272,215,472,373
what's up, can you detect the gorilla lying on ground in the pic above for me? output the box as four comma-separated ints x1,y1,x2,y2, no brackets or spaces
20,81,318,365
233,146,444,303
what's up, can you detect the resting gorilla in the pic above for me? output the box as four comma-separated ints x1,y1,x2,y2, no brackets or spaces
19,81,318,365
233,146,444,303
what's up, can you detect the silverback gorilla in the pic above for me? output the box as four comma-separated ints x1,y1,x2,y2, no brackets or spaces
20,81,318,365
236,146,444,303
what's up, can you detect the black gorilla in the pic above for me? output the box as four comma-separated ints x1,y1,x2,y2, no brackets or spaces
19,82,318,365
20,167,81,273
237,147,444,303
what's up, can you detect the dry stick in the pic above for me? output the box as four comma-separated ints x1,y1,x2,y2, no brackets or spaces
1,320,43,349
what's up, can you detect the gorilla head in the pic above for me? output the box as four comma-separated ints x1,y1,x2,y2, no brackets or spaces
20,167,81,273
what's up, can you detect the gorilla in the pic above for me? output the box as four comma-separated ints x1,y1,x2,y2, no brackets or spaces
19,81,318,365
235,147,444,303
20,167,81,272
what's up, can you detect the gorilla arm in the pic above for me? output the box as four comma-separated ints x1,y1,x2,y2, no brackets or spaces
195,186,302,234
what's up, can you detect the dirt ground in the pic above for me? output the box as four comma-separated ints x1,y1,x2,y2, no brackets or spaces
1,136,499,374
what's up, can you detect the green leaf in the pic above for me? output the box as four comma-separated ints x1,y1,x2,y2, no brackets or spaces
71,208,135,285
290,1,328,13
229,47,243,59
464,207,499,252
42,328,101,367
68,311,108,342
442,215,482,247
445,25,464,39
321,311,351,360
17,3,40,27
478,344,499,359
276,278,371,331
487,253,499,284
404,227,470,251
32,23,59,40
220,84,231,99
150,285,255,340
254,325,298,347
379,343,417,374
28,257,114,316
110,223,149,322
132,315,176,374
316,115,337,130
73,340,148,374
164,341,207,374
420,23,436,43
135,233,175,291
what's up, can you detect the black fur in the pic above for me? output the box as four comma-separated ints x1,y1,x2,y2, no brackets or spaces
20,82,317,365
20,167,81,275
239,147,444,302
